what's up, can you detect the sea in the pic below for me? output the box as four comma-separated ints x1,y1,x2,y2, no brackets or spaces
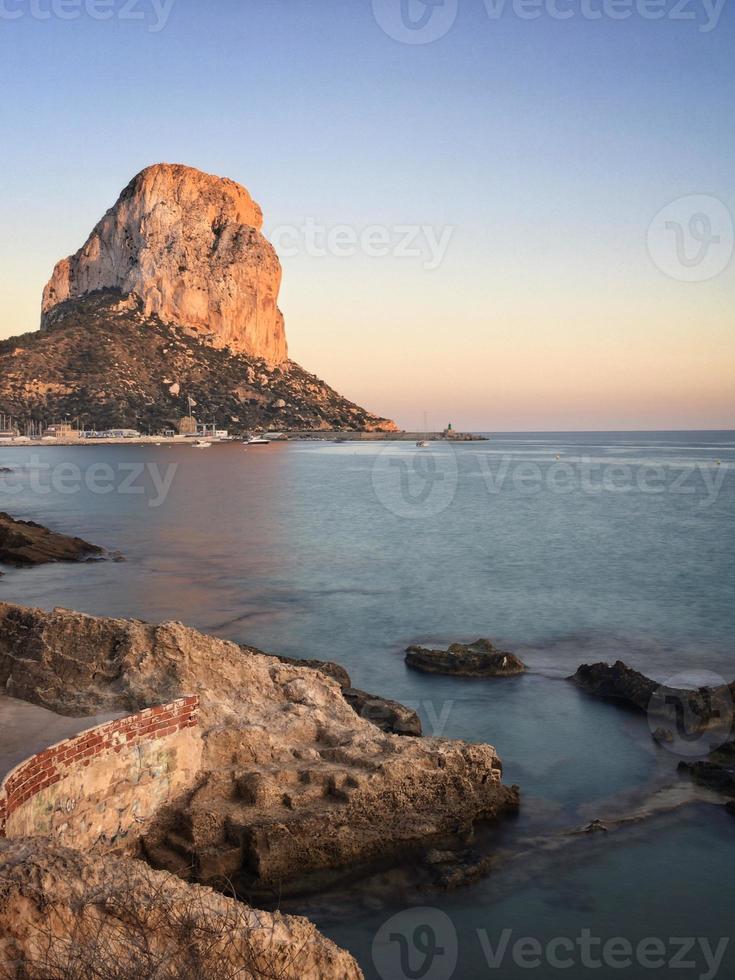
1,430,734,979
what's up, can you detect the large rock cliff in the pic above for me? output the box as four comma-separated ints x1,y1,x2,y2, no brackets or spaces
0,165,396,432
42,164,287,365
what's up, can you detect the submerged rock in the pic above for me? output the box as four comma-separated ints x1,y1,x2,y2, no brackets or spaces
678,760,735,796
0,838,362,980
0,603,518,900
584,819,609,834
406,639,526,677
0,513,103,567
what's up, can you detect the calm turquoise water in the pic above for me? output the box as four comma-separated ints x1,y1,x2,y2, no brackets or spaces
1,431,733,977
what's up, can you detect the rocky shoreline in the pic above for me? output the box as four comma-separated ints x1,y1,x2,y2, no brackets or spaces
0,602,519,976
2,581,733,977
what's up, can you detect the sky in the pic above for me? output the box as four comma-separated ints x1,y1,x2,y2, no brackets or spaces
1,0,733,431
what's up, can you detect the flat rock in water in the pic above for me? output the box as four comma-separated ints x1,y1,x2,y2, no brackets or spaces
0,513,103,567
405,639,526,677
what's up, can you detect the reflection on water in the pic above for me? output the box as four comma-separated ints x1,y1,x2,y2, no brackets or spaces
1,431,733,976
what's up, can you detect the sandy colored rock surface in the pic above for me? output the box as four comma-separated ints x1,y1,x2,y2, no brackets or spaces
42,164,287,365
0,837,362,979
268,652,422,735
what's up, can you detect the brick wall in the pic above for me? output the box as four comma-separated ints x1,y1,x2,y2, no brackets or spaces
0,696,199,844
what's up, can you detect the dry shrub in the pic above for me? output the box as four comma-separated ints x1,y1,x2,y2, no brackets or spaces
0,861,309,980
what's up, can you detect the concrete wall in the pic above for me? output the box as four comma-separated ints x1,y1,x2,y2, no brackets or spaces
0,697,201,852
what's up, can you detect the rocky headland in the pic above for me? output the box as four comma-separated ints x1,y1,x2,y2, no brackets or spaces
406,639,527,678
0,164,396,435
42,164,288,365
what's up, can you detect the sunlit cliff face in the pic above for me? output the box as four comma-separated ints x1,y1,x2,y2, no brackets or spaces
41,163,288,366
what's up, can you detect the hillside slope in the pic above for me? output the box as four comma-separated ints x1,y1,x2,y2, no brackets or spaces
0,292,395,434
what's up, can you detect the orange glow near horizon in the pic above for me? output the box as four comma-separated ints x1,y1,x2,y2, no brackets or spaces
1,236,733,433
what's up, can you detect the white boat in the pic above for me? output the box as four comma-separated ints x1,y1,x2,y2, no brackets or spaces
416,411,430,447
245,436,270,445
192,440,212,449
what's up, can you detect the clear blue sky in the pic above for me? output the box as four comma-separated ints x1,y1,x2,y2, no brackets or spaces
1,0,733,429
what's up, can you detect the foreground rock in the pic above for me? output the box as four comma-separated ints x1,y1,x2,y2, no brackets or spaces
406,639,526,678
571,661,735,732
272,652,422,735
0,837,362,980
0,603,518,899
0,513,103,567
